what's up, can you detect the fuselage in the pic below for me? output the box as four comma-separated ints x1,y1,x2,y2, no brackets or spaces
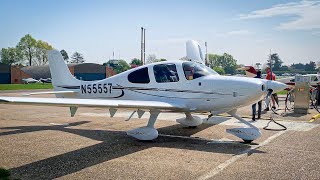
55,61,285,114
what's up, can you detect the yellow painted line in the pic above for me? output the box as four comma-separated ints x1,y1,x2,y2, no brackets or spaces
309,113,320,123
309,119,315,123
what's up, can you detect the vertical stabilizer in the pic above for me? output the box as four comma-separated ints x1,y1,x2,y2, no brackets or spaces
186,40,204,64
48,50,81,86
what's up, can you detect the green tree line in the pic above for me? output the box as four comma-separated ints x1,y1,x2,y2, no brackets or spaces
1,34,86,66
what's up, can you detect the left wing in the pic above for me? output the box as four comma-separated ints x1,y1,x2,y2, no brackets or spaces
22,91,77,96
0,96,187,112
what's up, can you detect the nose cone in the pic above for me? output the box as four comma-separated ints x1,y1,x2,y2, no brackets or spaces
266,80,288,92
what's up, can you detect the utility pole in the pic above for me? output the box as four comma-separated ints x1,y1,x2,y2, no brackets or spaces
269,49,273,81
141,27,144,65
205,42,208,66
141,27,146,65
143,28,146,65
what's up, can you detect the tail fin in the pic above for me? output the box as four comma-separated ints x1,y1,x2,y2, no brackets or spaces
186,40,204,64
48,50,81,87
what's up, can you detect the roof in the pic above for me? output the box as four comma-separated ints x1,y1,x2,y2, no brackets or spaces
21,63,106,79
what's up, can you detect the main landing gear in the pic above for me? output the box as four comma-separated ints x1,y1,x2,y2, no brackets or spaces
127,110,160,140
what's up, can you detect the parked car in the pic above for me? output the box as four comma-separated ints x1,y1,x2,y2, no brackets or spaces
22,78,40,84
39,78,52,83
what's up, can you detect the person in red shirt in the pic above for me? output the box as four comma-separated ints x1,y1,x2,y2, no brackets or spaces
264,66,277,111
265,66,276,80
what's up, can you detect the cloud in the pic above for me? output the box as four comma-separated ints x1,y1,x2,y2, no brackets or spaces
312,31,320,35
239,0,320,30
216,30,253,37
150,37,190,44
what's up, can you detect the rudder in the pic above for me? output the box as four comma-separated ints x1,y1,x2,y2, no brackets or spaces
48,50,81,87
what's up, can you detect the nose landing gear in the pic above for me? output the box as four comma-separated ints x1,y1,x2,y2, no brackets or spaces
227,109,261,143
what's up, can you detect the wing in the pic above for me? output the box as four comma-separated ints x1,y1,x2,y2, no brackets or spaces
0,96,187,112
22,91,77,96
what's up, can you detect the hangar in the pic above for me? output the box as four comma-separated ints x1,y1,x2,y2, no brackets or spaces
21,63,116,81
0,63,31,84
0,63,10,84
0,63,116,84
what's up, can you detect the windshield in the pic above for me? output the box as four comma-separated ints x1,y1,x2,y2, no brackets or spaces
182,62,218,80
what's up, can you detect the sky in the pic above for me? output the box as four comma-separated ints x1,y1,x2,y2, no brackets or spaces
0,0,319,65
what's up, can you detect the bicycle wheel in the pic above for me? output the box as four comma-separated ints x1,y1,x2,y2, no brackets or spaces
285,89,294,111
311,89,320,113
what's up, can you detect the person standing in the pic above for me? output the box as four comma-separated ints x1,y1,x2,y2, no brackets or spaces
252,70,262,121
264,66,277,111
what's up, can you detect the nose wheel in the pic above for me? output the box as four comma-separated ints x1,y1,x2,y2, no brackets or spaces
176,112,203,127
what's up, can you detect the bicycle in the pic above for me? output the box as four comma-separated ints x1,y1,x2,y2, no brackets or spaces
285,86,320,113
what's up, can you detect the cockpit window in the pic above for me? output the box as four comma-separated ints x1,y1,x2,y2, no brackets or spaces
182,62,218,80
153,64,179,83
128,67,150,84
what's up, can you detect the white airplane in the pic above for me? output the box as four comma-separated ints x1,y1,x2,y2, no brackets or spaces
240,65,319,88
0,41,287,143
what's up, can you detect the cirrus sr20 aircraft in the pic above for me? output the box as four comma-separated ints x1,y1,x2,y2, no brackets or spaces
0,41,287,143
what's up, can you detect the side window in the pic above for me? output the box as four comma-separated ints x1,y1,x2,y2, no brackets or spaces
128,67,150,84
153,64,179,83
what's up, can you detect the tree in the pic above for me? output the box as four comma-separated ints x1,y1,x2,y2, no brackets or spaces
0,47,23,65
269,53,283,71
291,63,305,70
305,61,316,71
113,60,130,73
16,34,37,66
213,66,225,75
280,65,289,71
179,56,189,61
60,49,69,63
146,54,157,64
70,52,85,63
104,59,130,73
220,53,237,74
208,53,237,74
34,40,54,66
130,58,142,66
159,58,167,61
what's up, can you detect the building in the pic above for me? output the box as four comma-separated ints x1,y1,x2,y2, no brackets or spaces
22,63,115,81
0,63,11,84
0,63,116,84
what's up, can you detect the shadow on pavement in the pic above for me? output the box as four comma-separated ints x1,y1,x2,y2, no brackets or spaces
0,120,262,179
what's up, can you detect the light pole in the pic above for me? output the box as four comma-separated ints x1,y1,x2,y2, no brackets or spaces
141,27,144,65
205,42,208,66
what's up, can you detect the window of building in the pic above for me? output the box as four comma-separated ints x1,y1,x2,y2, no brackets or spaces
153,64,179,83
128,67,150,84
182,62,218,80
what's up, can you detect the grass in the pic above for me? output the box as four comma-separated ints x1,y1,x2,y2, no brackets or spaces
0,83,53,90
0,167,10,179
277,90,289,95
